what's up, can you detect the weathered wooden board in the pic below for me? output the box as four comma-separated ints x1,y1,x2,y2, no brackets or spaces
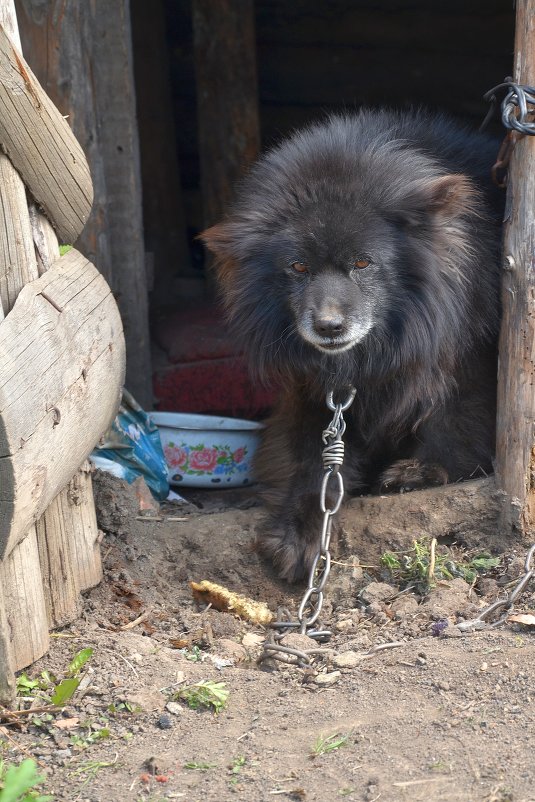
0,248,125,558
0,23,93,243
2,531,49,671
193,0,260,228
16,0,153,406
495,1,535,536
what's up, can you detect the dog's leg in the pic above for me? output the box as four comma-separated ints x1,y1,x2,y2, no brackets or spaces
254,396,361,582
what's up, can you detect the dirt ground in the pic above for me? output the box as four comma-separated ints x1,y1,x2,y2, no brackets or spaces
4,473,535,802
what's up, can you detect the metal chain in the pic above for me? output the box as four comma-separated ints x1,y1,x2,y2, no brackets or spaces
457,544,535,632
481,78,535,135
481,78,535,186
260,387,356,666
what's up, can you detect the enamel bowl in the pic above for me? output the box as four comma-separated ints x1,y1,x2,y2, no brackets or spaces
150,411,263,488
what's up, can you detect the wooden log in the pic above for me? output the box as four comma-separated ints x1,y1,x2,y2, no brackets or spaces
0,2,48,688
0,24,93,243
0,248,125,558
495,1,535,537
193,0,260,228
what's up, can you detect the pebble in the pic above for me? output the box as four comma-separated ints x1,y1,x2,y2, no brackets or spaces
165,701,184,717
436,680,450,691
157,713,173,729
332,651,360,669
480,662,488,672
359,582,397,605
314,671,342,687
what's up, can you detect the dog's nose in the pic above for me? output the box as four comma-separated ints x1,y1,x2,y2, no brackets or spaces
313,313,346,338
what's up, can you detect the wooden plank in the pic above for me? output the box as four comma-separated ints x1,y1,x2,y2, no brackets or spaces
30,211,103,627
193,0,260,228
16,0,113,282
0,249,125,558
0,24,93,243
495,0,535,536
88,0,152,407
16,1,153,406
3,531,49,670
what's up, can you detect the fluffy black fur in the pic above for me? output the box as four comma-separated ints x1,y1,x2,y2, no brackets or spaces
202,109,502,582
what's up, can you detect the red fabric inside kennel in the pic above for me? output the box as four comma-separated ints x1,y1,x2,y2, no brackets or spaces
152,303,276,418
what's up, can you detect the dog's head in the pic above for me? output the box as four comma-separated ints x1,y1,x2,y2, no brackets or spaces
201,113,491,382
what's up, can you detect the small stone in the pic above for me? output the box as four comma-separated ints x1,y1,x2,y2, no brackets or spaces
212,638,247,662
416,656,427,667
332,651,360,669
436,680,450,691
165,701,183,716
314,671,342,687
391,595,419,620
335,618,355,632
360,582,397,605
281,632,317,652
157,713,173,729
480,662,488,672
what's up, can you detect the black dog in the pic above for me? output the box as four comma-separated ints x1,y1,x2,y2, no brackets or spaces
202,109,502,582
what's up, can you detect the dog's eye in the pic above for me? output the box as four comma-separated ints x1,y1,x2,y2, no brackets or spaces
290,262,309,274
354,258,370,269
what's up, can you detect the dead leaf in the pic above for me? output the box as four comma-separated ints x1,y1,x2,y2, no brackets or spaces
508,613,535,626
53,717,80,730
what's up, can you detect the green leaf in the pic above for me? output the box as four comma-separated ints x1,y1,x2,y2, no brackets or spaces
51,678,80,706
0,759,51,802
59,245,72,257
67,648,93,677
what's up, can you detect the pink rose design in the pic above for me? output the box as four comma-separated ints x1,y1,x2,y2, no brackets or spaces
189,447,218,472
165,444,188,469
233,447,246,464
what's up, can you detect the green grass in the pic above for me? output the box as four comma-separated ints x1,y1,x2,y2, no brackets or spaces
311,732,351,757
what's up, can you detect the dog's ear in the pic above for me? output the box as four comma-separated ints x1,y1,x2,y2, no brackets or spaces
398,174,477,228
423,174,476,218
198,223,234,255
198,223,237,289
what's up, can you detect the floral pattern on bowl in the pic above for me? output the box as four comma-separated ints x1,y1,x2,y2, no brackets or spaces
164,442,248,479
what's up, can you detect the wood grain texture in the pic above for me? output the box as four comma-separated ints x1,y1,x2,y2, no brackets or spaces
0,248,125,558
0,23,93,243
31,212,103,628
495,0,535,535
3,531,49,671
193,0,260,228
16,0,152,406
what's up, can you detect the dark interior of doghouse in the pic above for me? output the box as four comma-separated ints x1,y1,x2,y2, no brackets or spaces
130,1,515,419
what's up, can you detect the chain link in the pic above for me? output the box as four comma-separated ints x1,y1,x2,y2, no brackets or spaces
481,78,535,136
260,387,356,666
457,544,535,632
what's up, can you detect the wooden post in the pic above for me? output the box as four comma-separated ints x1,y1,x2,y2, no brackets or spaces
193,0,261,229
495,1,535,539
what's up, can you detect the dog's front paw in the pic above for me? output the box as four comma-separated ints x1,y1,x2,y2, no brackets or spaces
380,459,448,492
256,519,320,583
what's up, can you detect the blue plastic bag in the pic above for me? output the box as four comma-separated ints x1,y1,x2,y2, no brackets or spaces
91,389,169,501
